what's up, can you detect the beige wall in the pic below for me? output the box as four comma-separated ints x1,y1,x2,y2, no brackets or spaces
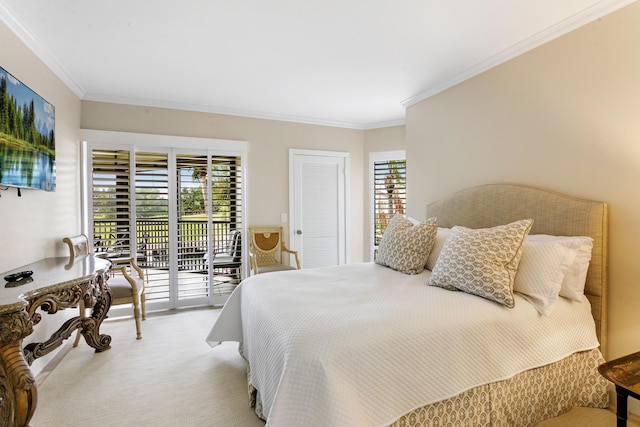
0,21,83,270
364,125,405,153
406,1,640,366
0,19,83,374
81,101,373,262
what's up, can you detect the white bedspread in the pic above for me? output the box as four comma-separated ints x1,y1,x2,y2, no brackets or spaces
206,262,600,427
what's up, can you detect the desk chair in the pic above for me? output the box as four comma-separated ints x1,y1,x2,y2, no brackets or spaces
64,235,146,346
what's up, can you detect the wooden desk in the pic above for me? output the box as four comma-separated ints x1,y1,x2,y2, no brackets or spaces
598,351,640,427
0,256,112,427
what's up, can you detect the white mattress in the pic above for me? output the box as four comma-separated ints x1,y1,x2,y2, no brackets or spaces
206,262,600,427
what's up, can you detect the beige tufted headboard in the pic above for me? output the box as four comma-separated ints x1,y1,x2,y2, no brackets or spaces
426,184,609,357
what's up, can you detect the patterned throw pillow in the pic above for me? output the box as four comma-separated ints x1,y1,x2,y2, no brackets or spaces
428,219,533,307
376,214,438,275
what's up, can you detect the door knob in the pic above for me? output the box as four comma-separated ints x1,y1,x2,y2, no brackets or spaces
296,230,302,235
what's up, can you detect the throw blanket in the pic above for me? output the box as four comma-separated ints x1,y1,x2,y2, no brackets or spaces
206,263,600,427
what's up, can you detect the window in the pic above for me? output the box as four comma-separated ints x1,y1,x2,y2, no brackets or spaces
370,151,406,260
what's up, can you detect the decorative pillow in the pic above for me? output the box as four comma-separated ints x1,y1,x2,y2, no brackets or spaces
513,240,577,316
426,227,450,270
375,214,438,274
526,234,593,301
428,219,533,307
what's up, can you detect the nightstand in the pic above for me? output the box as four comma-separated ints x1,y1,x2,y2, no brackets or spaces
598,351,640,427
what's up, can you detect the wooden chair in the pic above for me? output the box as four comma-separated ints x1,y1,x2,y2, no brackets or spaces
248,227,301,275
64,235,146,347
63,234,91,258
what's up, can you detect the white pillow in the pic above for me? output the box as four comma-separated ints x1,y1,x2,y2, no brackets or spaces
513,240,577,316
526,234,593,301
425,227,450,270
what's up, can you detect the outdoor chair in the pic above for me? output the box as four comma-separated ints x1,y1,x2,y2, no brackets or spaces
203,229,242,281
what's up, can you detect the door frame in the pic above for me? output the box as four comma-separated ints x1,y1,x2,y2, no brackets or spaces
288,148,350,267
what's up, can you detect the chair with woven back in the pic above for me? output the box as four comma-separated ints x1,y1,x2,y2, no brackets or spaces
63,234,146,346
248,226,301,275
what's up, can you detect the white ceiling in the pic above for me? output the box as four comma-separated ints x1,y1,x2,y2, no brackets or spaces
0,0,634,129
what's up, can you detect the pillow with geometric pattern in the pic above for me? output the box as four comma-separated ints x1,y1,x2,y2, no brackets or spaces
428,219,533,307
375,214,438,275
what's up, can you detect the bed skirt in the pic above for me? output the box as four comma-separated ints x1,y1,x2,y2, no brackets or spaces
244,347,608,427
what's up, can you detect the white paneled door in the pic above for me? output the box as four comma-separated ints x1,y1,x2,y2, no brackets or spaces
290,149,349,268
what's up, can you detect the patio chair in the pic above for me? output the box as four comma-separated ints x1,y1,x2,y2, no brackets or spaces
248,226,300,275
203,229,242,281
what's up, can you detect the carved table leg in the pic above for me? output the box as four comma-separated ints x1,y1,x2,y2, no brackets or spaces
0,311,36,427
23,283,113,362
79,287,112,352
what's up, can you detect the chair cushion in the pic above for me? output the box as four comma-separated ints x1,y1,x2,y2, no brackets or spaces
211,253,236,266
258,264,297,274
108,276,142,298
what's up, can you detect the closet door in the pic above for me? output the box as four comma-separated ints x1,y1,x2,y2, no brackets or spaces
290,149,348,268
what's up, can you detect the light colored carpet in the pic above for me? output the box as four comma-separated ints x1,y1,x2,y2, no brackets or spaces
30,307,634,426
31,307,265,427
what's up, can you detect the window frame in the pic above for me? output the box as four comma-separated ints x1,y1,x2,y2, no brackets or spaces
369,150,406,261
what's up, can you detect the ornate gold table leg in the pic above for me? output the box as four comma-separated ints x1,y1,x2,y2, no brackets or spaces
0,310,36,427
23,277,112,363
76,286,112,352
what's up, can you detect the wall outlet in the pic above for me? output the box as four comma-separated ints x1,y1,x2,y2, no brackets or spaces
280,213,288,223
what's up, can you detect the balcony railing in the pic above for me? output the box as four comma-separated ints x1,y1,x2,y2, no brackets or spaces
93,219,238,271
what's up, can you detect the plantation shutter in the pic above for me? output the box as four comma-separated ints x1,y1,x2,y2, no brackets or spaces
135,151,169,302
373,158,406,249
175,153,244,300
91,149,134,256
206,155,243,297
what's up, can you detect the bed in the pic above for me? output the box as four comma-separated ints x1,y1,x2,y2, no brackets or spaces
206,184,610,426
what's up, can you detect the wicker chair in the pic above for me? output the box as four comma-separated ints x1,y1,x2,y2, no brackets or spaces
248,227,300,275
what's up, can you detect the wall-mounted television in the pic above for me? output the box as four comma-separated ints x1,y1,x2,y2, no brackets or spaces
0,66,55,192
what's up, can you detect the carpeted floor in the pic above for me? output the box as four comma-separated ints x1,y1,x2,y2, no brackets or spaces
31,307,264,427
30,307,634,426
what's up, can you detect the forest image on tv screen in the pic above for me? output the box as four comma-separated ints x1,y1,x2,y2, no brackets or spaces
0,66,55,192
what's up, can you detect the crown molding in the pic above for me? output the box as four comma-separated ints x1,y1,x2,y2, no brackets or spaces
0,2,85,98
401,0,637,108
82,93,377,130
363,118,406,130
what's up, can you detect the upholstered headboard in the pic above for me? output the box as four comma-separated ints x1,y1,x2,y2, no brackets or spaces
426,184,609,357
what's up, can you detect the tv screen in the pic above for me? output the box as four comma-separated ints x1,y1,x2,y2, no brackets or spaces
0,66,56,192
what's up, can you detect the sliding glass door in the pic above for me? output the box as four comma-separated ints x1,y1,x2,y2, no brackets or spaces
84,134,245,313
